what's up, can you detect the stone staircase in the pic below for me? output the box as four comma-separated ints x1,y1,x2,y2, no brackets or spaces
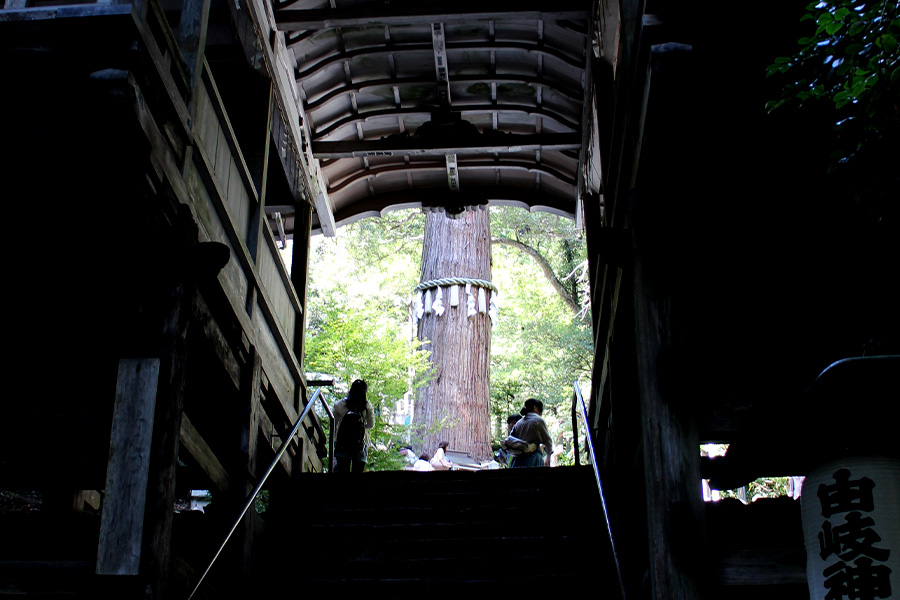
256,466,619,598
0,467,618,598
0,509,143,599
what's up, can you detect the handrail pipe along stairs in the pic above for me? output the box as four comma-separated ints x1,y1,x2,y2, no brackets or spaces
188,387,332,599
572,380,627,600
188,382,626,600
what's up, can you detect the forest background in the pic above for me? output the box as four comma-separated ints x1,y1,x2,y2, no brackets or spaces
281,207,593,471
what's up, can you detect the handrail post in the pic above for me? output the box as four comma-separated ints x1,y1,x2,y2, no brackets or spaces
187,387,322,600
315,393,335,473
571,390,581,466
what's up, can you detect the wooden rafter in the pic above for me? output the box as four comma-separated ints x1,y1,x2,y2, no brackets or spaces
295,39,586,79
312,106,580,139
311,132,581,158
274,0,590,31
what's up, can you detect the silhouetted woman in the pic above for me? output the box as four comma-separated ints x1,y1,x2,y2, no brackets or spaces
332,379,375,472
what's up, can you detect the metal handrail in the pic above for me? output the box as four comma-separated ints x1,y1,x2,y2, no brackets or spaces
319,394,335,472
188,387,326,599
571,380,627,600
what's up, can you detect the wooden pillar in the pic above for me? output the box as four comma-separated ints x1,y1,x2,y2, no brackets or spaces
96,359,160,576
290,202,313,365
247,83,275,264
177,0,212,86
142,283,191,600
583,191,606,349
632,194,706,600
96,273,191,598
233,348,262,581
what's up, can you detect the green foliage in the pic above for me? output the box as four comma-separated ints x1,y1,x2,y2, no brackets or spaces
490,254,592,406
254,490,269,514
489,208,593,465
765,0,900,221
766,1,899,113
718,477,793,501
366,440,416,471
304,220,432,471
304,290,430,399
490,207,590,313
303,207,592,470
703,446,794,501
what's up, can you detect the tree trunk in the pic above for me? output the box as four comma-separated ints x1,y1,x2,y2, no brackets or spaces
414,208,493,462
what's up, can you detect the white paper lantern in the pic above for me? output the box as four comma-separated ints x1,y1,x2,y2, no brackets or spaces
800,455,900,600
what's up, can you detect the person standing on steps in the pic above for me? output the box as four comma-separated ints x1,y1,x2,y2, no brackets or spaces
508,398,553,468
332,379,375,472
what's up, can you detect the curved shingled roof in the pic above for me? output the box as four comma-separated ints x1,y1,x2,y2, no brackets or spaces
270,0,593,234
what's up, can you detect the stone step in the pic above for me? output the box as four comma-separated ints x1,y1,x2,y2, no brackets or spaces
0,561,142,598
255,466,614,596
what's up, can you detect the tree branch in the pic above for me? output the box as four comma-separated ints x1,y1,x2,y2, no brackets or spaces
492,236,579,313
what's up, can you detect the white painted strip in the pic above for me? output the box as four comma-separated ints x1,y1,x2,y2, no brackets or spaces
446,154,460,191
431,22,451,105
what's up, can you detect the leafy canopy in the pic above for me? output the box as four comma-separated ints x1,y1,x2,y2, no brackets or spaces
299,207,593,469
765,0,900,223
302,220,432,470
767,1,899,112
489,208,592,466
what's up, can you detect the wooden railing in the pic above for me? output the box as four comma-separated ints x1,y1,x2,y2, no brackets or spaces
131,0,320,466
189,57,305,412
187,387,332,600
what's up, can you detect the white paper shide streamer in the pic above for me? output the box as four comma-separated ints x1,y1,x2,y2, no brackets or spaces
415,290,424,321
432,286,445,316
412,277,499,325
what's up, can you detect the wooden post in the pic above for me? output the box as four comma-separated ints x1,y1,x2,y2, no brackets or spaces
143,283,190,600
632,195,705,600
236,349,262,579
177,0,212,86
247,82,275,264
291,202,313,364
96,358,160,575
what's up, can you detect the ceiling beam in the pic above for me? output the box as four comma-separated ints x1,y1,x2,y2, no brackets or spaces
324,159,577,193
295,39,585,79
311,132,581,158
304,74,583,112
275,1,590,31
330,186,577,225
313,105,580,138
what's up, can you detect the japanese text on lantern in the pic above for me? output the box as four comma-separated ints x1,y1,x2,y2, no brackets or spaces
817,468,893,599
